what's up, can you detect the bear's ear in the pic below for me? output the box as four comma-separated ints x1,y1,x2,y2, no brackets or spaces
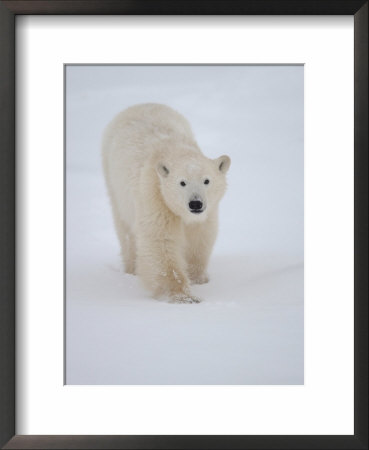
157,162,170,178
216,155,231,174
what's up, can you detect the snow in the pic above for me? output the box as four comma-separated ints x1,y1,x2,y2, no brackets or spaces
66,65,304,384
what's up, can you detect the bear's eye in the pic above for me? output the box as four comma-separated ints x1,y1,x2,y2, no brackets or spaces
204,179,210,185
180,181,186,187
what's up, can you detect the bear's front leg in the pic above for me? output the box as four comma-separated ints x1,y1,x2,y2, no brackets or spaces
136,223,202,304
185,213,218,285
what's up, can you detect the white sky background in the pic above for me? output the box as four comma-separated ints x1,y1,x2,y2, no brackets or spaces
66,65,304,384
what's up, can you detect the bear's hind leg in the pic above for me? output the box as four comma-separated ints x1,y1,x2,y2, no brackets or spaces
104,171,137,275
112,211,136,275
120,226,136,275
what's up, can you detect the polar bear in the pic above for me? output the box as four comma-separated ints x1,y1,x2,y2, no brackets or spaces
102,103,230,303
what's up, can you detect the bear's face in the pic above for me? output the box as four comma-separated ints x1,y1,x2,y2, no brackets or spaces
157,154,231,223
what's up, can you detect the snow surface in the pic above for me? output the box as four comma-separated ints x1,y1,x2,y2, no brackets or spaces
66,65,304,384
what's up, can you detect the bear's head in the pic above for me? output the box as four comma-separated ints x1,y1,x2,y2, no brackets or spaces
156,153,231,223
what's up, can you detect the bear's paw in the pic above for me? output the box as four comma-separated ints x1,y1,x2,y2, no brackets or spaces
170,293,202,304
190,273,209,285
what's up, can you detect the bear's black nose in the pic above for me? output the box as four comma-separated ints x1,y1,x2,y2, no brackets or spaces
189,200,203,211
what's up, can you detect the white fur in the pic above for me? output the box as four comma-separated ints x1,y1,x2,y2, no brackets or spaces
102,103,230,303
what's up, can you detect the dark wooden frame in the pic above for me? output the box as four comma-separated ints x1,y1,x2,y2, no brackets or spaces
0,1,367,449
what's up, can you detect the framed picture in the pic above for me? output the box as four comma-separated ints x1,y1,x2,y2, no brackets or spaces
65,63,304,386
0,1,367,449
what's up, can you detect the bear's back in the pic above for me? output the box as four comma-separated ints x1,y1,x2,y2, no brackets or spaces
116,103,193,139
102,103,198,169
102,104,200,229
